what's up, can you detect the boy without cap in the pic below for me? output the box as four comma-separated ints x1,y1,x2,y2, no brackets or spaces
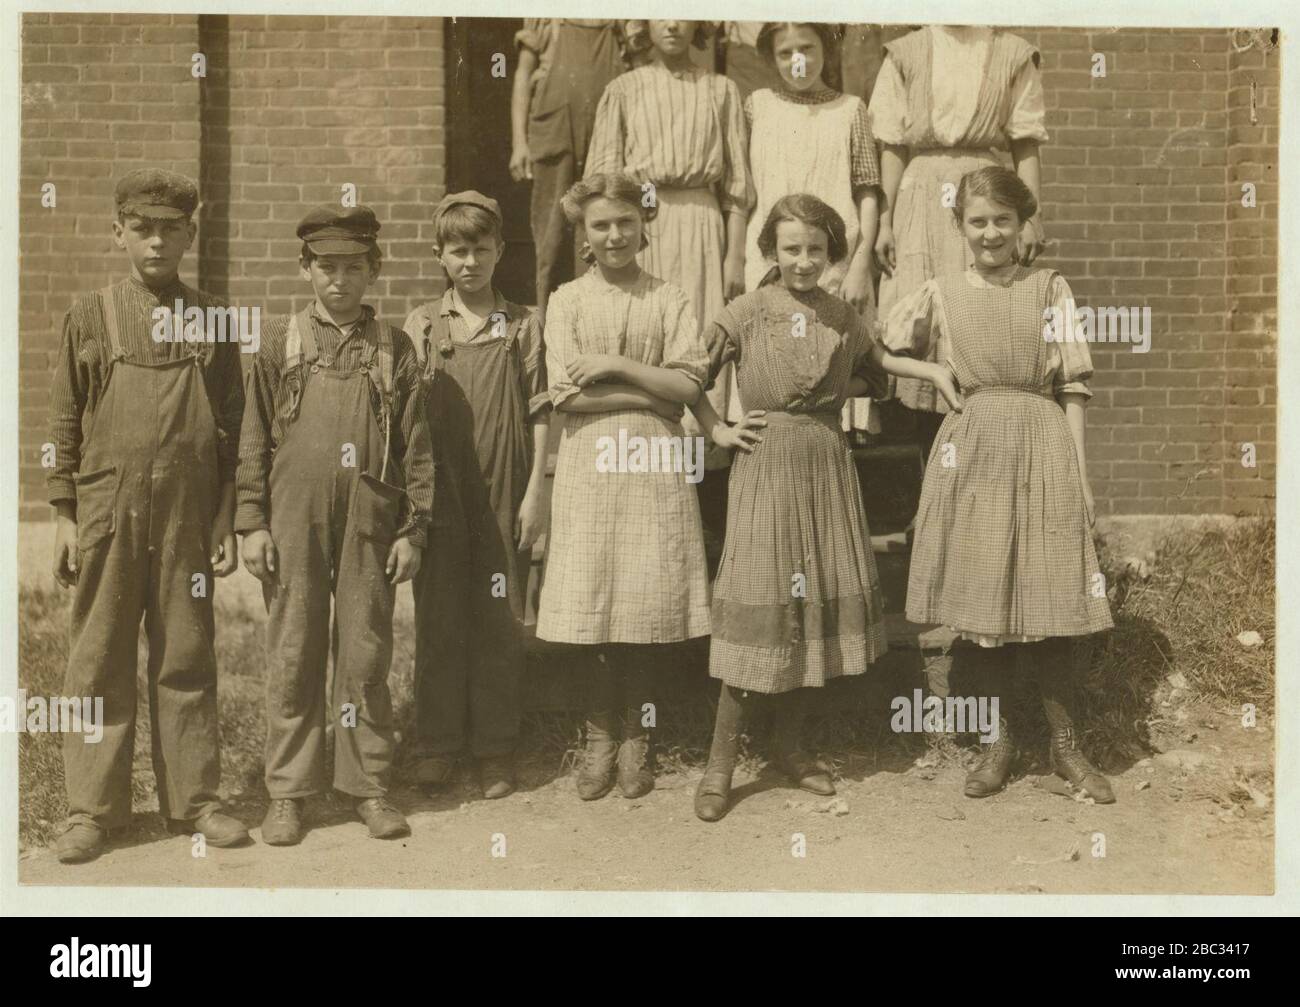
47,168,249,864
237,205,434,845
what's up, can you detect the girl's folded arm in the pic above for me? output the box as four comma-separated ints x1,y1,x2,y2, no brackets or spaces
617,359,702,404
556,383,671,414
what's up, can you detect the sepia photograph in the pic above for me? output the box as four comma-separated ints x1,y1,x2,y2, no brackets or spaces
2,0,1291,919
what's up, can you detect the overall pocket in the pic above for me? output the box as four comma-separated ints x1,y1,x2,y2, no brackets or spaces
350,471,405,546
72,465,119,552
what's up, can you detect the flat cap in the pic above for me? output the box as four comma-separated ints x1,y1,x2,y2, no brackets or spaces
432,190,502,230
115,168,199,220
297,204,381,255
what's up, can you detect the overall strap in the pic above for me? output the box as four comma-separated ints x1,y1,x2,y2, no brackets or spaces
283,308,320,371
373,317,393,397
412,305,452,372
99,286,126,362
366,317,395,483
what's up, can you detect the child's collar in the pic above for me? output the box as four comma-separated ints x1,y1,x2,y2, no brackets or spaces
440,286,511,321
310,300,374,332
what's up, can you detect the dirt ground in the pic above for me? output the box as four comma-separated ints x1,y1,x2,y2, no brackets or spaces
19,702,1273,896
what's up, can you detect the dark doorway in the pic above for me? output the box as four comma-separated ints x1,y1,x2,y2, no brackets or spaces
444,16,535,305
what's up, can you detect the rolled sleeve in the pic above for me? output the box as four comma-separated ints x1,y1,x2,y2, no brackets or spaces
584,83,626,178
882,280,943,359
514,18,550,55
517,312,552,419
660,285,708,390
1007,55,1050,144
1048,275,1093,399
866,55,907,146
718,76,754,215
544,287,583,408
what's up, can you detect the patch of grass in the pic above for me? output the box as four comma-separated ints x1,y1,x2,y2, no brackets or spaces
18,518,1275,847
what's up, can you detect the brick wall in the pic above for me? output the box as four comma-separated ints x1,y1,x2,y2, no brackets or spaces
1018,26,1278,516
17,18,1278,520
196,15,445,319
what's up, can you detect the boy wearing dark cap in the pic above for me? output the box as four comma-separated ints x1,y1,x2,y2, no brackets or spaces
402,191,550,800
237,205,434,844
47,168,248,864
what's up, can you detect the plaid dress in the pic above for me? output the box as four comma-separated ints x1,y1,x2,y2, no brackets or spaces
707,284,889,692
536,269,712,644
884,265,1113,641
869,27,1049,414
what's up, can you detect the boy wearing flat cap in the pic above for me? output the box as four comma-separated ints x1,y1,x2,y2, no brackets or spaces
238,205,434,844
402,191,550,799
47,168,248,864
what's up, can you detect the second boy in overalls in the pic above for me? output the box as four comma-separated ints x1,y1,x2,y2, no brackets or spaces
237,206,435,844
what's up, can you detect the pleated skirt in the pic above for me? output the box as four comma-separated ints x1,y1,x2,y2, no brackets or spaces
905,388,1114,637
710,412,889,692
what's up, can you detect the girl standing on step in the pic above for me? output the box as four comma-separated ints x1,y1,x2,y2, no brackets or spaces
689,194,889,822
584,18,754,559
869,24,1049,463
871,166,1114,802
537,173,712,803
742,21,884,436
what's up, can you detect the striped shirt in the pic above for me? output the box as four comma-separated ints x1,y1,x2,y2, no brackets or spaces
585,62,754,214
46,275,244,506
235,302,434,548
743,85,881,196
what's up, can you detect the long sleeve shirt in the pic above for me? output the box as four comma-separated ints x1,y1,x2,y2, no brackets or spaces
46,275,244,506
235,303,434,548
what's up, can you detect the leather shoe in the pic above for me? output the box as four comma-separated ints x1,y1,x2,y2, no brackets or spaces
170,810,251,847
412,753,455,788
55,821,105,864
617,736,654,799
261,798,304,846
356,797,410,839
777,751,836,795
479,755,515,800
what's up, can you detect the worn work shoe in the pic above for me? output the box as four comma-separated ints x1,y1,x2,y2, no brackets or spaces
169,810,251,847
356,797,410,839
776,750,836,796
1050,728,1116,804
261,798,305,846
576,722,619,801
55,821,106,864
617,735,655,799
479,755,516,800
964,719,1017,798
412,753,455,788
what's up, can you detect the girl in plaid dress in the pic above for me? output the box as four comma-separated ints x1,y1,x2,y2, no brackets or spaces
688,194,889,822
872,166,1115,803
538,173,712,802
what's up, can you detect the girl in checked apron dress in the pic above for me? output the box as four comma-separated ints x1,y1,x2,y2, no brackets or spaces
584,18,754,559
537,173,712,803
872,167,1115,803
869,25,1050,462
